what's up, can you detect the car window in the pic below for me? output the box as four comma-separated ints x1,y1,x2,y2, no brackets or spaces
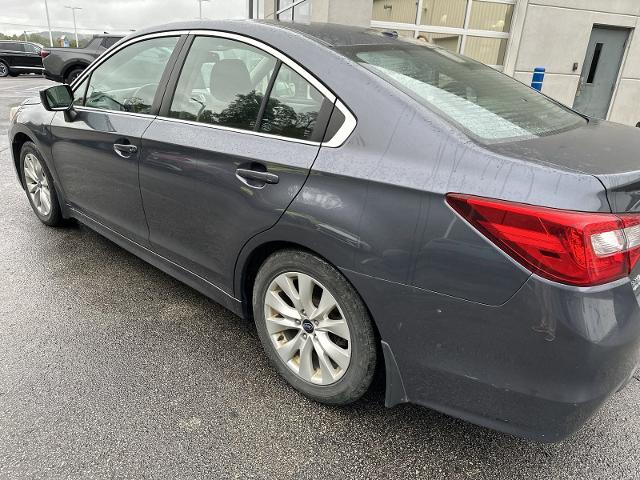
168,36,277,131
24,43,40,54
0,42,22,52
87,38,102,50
102,37,120,49
72,76,89,106
339,43,585,143
258,64,325,140
84,36,178,114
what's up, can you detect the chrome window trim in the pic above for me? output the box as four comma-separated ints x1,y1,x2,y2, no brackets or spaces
324,100,357,148
187,29,337,103
71,106,320,147
153,116,321,146
70,30,188,89
73,105,157,120
71,28,356,148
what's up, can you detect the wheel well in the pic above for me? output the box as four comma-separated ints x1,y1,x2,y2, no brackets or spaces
240,241,301,320
11,132,33,188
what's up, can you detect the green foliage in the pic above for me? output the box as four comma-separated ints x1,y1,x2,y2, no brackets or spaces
0,32,91,48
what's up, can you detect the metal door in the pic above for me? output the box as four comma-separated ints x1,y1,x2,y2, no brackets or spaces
573,26,629,119
50,109,154,245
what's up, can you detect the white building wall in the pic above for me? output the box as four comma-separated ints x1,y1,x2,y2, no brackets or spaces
509,0,640,125
263,0,372,26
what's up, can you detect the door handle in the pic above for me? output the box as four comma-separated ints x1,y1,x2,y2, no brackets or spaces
236,168,279,185
113,143,138,158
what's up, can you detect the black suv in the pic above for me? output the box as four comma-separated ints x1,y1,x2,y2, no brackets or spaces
0,40,44,77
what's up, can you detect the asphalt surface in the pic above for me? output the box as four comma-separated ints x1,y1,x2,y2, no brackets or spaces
1,75,639,480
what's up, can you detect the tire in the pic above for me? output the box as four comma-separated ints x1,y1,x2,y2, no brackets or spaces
20,142,64,227
253,249,377,405
64,67,84,84
0,61,9,77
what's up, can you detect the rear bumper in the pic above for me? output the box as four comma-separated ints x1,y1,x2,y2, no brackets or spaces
344,269,640,442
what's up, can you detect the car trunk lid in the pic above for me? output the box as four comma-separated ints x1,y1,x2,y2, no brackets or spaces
486,119,640,213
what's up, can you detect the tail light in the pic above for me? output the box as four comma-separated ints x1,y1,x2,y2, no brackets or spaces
446,193,640,287
41,49,50,58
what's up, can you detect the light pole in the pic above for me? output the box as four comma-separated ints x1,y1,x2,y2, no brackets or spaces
198,0,210,20
64,5,83,47
44,0,53,47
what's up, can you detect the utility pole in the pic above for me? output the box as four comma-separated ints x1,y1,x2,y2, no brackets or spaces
44,0,53,47
198,0,210,20
65,5,82,47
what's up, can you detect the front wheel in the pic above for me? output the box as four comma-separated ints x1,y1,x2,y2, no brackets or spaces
20,142,64,227
253,249,377,405
0,61,9,77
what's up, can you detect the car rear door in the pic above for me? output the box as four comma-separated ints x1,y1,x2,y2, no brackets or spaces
139,33,334,291
22,43,44,69
49,34,185,245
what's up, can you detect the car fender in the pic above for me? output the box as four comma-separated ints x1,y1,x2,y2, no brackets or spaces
9,110,69,216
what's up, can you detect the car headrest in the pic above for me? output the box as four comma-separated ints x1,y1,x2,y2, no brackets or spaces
210,59,251,102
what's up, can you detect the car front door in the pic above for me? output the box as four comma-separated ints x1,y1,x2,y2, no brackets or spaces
0,42,24,71
139,34,333,291
49,35,184,245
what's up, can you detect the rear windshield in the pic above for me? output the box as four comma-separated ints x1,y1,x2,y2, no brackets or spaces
338,42,585,143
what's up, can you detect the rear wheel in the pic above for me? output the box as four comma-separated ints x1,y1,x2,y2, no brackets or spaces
253,249,377,404
0,61,9,77
20,142,64,227
64,67,84,84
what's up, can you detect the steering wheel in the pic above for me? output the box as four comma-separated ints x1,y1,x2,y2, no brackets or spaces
88,91,125,110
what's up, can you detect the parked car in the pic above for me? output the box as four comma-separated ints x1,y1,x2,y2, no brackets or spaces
42,34,123,84
8,21,640,442
0,40,44,77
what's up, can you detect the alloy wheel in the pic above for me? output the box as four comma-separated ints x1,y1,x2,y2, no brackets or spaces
264,272,351,385
23,153,52,217
0,63,8,77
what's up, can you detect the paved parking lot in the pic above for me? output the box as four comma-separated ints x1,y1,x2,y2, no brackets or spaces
1,75,639,479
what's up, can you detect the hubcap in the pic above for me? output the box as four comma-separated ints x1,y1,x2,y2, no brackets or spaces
0,63,7,76
23,153,52,217
264,272,351,385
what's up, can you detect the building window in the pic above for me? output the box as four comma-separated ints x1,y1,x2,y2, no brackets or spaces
372,0,419,24
417,32,462,53
468,1,513,32
420,0,467,29
371,0,515,67
276,0,312,23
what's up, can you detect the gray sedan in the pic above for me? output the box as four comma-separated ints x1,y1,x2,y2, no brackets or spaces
8,20,640,442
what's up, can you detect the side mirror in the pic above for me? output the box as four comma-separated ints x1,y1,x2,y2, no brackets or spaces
40,84,74,112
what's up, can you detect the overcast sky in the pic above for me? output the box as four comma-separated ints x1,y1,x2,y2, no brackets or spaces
0,0,254,35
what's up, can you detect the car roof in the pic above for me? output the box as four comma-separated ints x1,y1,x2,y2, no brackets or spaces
128,19,400,49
